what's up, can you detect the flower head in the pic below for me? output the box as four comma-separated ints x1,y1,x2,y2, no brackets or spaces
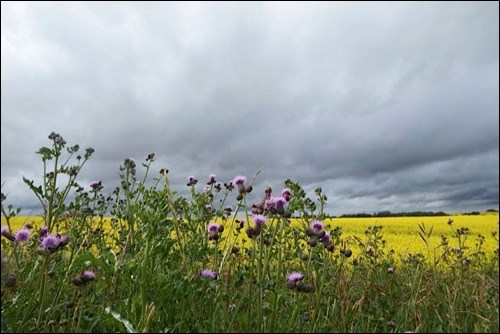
81,270,96,283
252,214,267,227
282,188,292,201
42,234,60,250
90,181,103,190
200,269,218,280
207,222,221,240
310,220,324,233
187,175,198,186
287,271,304,283
15,228,31,243
286,271,304,288
207,222,220,233
232,176,246,186
208,174,217,184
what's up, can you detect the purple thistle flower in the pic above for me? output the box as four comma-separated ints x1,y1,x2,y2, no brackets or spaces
286,271,305,288
40,226,48,237
203,185,211,193
200,269,218,280
90,181,102,190
264,198,277,211
81,270,96,282
42,234,60,250
232,176,246,186
252,215,267,227
311,220,324,233
287,272,304,283
208,174,217,184
187,175,198,186
282,188,292,201
275,197,286,206
232,176,246,193
207,222,220,233
15,228,31,243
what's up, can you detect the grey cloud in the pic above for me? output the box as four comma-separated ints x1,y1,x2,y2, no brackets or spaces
1,2,498,215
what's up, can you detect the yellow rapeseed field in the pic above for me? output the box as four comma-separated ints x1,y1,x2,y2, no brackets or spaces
3,213,498,262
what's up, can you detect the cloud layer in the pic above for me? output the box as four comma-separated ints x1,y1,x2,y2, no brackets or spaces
1,2,498,215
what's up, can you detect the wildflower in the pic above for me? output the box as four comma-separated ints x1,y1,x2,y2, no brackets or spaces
40,226,48,238
287,272,304,284
282,188,292,201
232,176,246,193
275,197,287,214
90,181,103,191
200,269,218,280
187,175,197,186
15,228,31,243
81,270,96,283
208,174,217,184
207,222,221,240
310,220,324,234
264,198,277,212
41,235,60,250
214,182,222,191
387,267,395,274
252,215,267,228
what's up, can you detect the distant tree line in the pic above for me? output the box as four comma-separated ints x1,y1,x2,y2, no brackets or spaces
338,210,449,218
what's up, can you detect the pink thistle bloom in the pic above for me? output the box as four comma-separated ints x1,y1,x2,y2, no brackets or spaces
252,215,267,227
41,234,60,250
287,272,304,283
200,269,218,280
15,228,31,243
281,188,292,201
207,222,220,233
81,270,96,282
232,176,246,186
310,220,324,233
264,198,277,211
90,181,102,190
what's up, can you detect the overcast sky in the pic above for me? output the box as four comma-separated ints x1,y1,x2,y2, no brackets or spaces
1,2,499,216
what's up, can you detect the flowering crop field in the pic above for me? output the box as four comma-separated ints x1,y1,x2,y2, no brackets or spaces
1,133,499,333
5,213,498,263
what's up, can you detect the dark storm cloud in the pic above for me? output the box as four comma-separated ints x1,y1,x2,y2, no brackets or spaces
1,2,498,215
